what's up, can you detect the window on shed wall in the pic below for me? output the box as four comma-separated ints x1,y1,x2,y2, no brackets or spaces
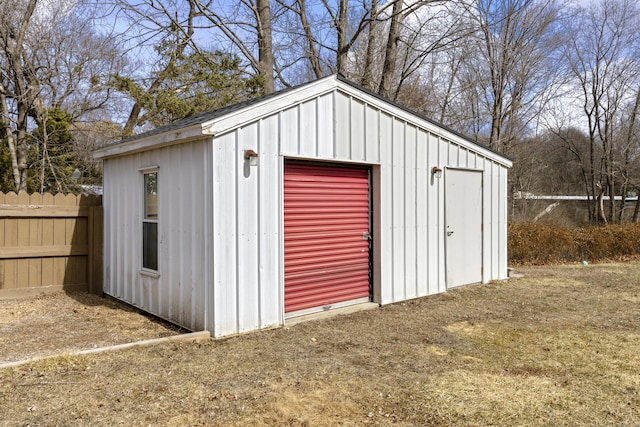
142,170,158,271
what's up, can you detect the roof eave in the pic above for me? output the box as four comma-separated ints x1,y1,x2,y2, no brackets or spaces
94,74,512,169
93,124,205,160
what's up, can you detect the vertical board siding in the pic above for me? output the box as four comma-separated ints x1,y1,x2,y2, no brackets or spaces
392,118,406,301
404,125,417,299
335,92,351,159
258,115,282,330
237,123,260,333
103,139,210,332
158,143,207,328
491,162,502,279
426,132,441,295
102,82,509,337
280,106,299,155
350,99,366,161
415,129,429,297
213,132,239,335
164,148,179,321
317,93,334,159
498,166,509,279
212,126,282,337
365,107,380,162
299,100,317,157
284,90,379,164
379,112,394,305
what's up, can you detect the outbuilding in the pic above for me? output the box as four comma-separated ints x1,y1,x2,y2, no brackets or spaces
94,75,512,337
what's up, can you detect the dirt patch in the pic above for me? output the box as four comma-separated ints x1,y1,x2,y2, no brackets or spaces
1,262,640,426
0,292,182,364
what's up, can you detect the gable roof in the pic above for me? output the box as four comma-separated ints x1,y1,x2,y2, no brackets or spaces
94,75,512,167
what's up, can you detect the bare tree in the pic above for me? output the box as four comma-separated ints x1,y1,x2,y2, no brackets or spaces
391,1,473,106
618,87,640,221
563,0,640,222
184,0,465,102
111,0,203,135
256,0,275,92
278,0,385,82
360,0,380,90
0,0,40,192
378,0,404,98
283,0,324,79
332,0,471,102
467,0,563,154
192,0,275,92
273,0,326,82
0,0,123,192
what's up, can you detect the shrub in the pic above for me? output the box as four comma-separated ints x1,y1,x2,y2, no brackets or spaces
508,222,640,265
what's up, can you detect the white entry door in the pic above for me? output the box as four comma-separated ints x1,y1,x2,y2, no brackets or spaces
445,169,483,288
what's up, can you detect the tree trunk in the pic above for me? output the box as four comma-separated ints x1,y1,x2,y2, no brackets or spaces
0,0,39,193
121,0,199,134
607,169,615,223
335,0,349,75
0,83,22,192
596,182,607,224
588,127,597,222
297,0,323,79
256,0,275,93
361,0,379,90
15,112,29,193
378,0,403,98
121,66,174,137
632,190,640,222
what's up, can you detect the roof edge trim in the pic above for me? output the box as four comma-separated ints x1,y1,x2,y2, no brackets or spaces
93,124,204,159
202,75,338,136
335,75,513,167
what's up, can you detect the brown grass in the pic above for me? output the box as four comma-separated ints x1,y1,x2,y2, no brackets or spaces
0,292,182,364
1,262,640,426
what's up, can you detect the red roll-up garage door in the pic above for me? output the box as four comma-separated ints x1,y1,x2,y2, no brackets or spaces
284,163,371,314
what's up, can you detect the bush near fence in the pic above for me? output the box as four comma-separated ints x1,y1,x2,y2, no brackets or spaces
509,222,640,265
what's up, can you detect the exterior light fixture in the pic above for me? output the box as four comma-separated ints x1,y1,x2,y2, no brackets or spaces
244,149,259,166
431,166,443,179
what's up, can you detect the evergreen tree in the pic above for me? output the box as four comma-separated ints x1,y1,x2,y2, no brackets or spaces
113,50,264,134
29,108,77,193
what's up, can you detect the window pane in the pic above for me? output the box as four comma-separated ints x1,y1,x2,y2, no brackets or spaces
145,172,158,219
143,222,158,271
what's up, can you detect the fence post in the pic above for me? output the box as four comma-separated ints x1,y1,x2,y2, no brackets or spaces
87,205,103,295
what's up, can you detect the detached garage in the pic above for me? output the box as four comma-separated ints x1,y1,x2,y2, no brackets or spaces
94,74,512,337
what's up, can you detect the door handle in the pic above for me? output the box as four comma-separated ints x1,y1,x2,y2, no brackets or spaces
447,230,454,236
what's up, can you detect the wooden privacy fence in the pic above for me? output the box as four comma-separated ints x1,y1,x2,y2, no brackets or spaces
0,192,102,298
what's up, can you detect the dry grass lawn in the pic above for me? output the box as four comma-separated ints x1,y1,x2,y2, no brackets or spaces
1,262,640,426
0,292,182,364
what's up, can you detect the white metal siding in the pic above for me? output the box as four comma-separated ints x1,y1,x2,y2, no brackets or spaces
207,87,509,337
102,139,211,331
211,119,282,337
102,77,509,338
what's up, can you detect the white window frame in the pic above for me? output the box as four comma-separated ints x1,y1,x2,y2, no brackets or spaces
141,166,159,275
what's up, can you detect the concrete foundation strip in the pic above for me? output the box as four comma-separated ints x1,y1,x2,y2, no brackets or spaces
0,330,211,370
